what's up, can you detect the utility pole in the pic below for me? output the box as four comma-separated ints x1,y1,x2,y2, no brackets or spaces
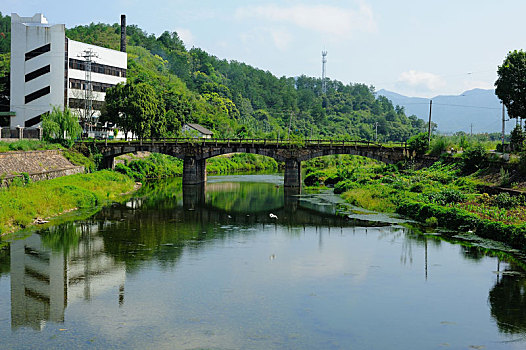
374,122,379,142
79,48,98,135
288,111,294,140
470,123,473,136
321,51,327,94
502,103,505,150
427,100,433,145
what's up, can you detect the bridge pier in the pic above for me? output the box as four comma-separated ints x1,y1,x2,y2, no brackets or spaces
284,187,301,212
183,157,207,185
183,184,206,210
102,156,115,169
284,158,302,188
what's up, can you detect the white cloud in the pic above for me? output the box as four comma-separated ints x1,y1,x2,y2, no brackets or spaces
461,79,494,92
267,28,293,51
235,1,376,39
175,28,194,47
397,70,446,92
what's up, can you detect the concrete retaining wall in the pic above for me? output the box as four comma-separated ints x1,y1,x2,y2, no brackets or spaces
0,150,84,187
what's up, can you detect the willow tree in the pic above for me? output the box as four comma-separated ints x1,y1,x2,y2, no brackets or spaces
42,106,82,147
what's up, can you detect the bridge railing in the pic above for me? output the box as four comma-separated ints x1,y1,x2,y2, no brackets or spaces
81,137,407,149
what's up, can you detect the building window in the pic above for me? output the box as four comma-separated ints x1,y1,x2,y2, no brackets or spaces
68,98,105,111
68,58,127,78
69,78,115,92
25,112,48,127
25,65,51,82
25,44,51,61
25,86,51,104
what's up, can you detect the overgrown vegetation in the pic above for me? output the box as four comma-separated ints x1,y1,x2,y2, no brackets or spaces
114,153,182,181
304,154,526,250
0,140,63,152
113,152,279,181
0,170,135,235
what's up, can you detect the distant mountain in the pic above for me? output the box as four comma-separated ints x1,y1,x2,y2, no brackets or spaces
377,88,513,134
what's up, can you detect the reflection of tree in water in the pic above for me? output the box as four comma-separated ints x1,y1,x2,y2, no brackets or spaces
206,182,283,213
460,245,486,262
489,266,526,335
39,222,82,254
0,246,9,276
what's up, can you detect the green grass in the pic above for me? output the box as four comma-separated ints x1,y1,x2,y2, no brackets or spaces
62,149,96,172
114,153,183,181
305,154,526,249
0,140,63,152
0,170,135,235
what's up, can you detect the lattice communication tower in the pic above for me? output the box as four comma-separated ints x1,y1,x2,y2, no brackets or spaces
322,51,328,94
78,48,99,131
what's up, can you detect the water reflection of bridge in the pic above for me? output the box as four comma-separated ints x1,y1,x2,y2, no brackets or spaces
97,184,371,228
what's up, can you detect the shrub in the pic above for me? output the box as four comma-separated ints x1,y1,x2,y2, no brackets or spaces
304,170,329,186
409,182,424,193
407,132,429,155
429,136,451,156
426,188,466,205
519,152,526,175
499,167,511,187
461,144,488,173
425,217,438,227
334,180,358,194
492,192,520,209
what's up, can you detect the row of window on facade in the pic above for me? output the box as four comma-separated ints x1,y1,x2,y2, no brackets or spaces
68,98,105,111
69,78,115,93
69,58,126,78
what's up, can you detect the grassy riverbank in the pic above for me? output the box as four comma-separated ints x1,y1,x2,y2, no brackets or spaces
304,154,526,250
0,140,63,152
0,170,135,236
0,149,279,236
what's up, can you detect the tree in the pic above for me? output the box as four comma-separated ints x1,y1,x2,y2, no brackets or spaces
42,106,82,147
495,50,526,121
103,82,161,140
101,83,132,139
127,83,161,140
510,124,525,152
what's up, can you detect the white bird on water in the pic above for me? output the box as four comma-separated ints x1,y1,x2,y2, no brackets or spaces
269,213,278,219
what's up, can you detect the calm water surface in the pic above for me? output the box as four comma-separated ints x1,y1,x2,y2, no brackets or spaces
0,174,525,349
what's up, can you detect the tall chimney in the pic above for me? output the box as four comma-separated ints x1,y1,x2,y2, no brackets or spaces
120,14,126,52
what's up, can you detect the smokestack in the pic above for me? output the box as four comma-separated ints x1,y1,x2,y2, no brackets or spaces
120,14,126,52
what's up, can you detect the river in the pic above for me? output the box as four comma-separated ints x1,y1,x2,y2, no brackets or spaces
0,174,525,349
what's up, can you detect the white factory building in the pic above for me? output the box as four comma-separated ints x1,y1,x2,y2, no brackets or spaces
9,13,127,134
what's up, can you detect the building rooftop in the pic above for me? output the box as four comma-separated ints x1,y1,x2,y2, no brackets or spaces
185,123,213,135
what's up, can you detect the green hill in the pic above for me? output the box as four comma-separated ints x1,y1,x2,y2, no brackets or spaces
0,12,427,140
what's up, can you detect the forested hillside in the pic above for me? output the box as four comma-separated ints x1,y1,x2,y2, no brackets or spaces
0,13,427,140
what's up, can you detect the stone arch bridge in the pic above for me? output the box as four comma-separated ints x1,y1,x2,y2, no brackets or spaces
88,139,411,187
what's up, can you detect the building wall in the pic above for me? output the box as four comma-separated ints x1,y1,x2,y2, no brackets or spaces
10,13,66,128
9,13,127,130
67,39,127,120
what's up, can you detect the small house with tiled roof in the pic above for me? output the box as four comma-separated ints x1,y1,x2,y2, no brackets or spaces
182,123,213,139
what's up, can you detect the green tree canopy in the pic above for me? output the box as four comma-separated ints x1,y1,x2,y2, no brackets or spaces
103,82,161,140
495,50,526,120
42,106,82,147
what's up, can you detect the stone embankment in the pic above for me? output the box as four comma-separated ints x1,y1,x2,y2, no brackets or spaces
0,150,84,187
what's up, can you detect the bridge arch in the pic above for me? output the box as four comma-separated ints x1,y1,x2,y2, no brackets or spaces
90,139,409,187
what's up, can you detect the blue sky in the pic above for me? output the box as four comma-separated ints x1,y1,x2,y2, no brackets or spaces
3,0,525,98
